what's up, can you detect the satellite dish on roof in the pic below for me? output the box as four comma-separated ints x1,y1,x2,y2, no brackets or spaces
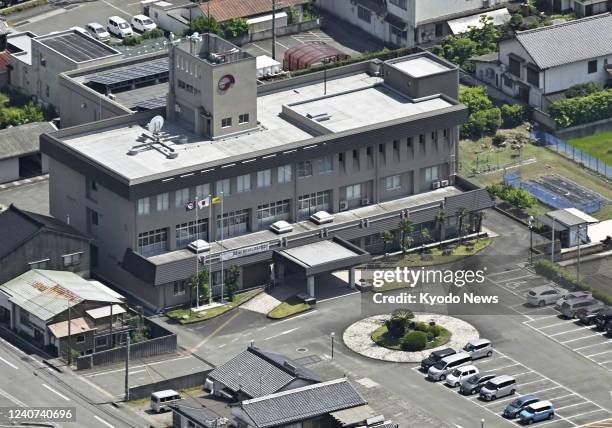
147,115,164,135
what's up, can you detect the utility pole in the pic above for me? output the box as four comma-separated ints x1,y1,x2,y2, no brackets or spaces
124,333,131,402
272,0,277,60
67,304,72,365
551,218,555,263
576,225,582,283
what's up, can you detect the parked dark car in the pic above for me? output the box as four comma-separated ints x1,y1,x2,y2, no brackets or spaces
606,321,612,337
420,348,456,371
594,307,612,330
459,372,496,395
503,394,540,419
577,304,608,325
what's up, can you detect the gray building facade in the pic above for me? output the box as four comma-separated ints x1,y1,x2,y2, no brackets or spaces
41,35,491,312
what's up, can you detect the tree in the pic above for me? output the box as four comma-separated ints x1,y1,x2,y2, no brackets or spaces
226,265,240,302
221,18,248,39
459,86,493,114
188,15,220,35
385,308,414,338
187,267,210,307
501,104,526,128
456,207,469,244
435,210,446,248
461,107,502,139
286,5,299,24
420,227,431,249
475,211,486,239
379,230,394,254
398,218,414,254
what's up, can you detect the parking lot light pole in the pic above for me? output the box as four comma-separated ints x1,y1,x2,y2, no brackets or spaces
481,419,485,428
331,332,335,358
528,215,534,265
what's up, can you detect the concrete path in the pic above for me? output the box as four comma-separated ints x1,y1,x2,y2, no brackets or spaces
343,313,479,363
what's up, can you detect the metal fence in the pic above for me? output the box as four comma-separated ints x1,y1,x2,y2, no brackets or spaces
531,128,612,179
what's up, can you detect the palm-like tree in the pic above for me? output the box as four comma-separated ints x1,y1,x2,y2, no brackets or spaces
456,207,469,244
399,218,415,254
421,227,431,250
475,211,486,240
435,210,446,248
379,231,394,254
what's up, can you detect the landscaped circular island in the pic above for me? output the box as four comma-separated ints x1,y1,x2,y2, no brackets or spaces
343,313,479,363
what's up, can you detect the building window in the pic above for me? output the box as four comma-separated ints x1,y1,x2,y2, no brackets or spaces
216,178,230,195
20,311,30,328
239,113,249,124
393,140,400,160
297,160,313,178
138,228,168,257
62,252,82,267
173,280,186,296
216,209,250,239
503,76,513,88
385,175,401,190
257,199,291,229
237,174,251,193
508,57,521,77
156,193,169,212
95,336,108,347
527,67,539,87
76,335,85,343
435,23,444,38
391,26,407,40
345,183,362,200
175,188,190,208
221,117,232,128
319,155,333,174
278,164,292,183
257,169,271,188
86,178,98,201
357,5,371,23
588,60,598,74
195,184,210,200
389,0,407,9
298,190,331,221
137,197,150,216
29,259,49,270
425,166,440,182
175,219,208,248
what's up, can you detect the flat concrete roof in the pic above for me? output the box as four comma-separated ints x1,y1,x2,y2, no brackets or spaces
288,85,452,133
58,71,456,183
280,240,361,267
390,56,452,78
36,30,120,63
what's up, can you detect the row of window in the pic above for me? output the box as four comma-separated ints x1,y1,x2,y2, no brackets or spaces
221,113,250,129
29,252,83,270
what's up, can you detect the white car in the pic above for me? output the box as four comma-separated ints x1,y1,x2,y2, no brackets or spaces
526,285,564,307
86,22,111,42
131,14,157,32
108,16,133,38
445,365,479,387
70,26,89,36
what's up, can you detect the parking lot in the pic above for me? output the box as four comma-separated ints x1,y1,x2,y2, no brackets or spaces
412,349,612,427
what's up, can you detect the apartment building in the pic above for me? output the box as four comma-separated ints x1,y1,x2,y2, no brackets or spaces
40,34,492,311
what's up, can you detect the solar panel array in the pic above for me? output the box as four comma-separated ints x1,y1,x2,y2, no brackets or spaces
134,95,167,110
39,33,119,63
86,57,169,87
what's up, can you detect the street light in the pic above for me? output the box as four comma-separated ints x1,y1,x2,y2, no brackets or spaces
528,215,534,265
330,332,335,359
481,419,485,428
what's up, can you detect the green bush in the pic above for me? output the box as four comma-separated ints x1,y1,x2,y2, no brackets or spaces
142,28,165,39
122,35,142,46
549,89,612,128
486,184,536,209
415,321,430,332
459,86,493,114
401,331,428,351
429,324,443,338
385,308,414,338
461,107,502,139
565,82,604,99
501,104,526,128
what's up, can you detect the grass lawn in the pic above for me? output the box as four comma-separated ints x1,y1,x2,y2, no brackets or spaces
166,288,262,324
371,324,451,351
268,295,312,319
566,132,612,165
374,238,492,292
459,131,612,221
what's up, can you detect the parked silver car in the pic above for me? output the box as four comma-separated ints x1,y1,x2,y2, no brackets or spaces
480,375,516,401
554,290,592,310
560,298,598,319
526,285,564,307
427,352,471,381
462,338,493,360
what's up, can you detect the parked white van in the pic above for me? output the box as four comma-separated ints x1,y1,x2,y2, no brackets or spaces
445,365,479,387
150,390,181,413
108,16,133,38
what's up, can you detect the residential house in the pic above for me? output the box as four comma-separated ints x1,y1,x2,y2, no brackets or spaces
171,403,228,428
0,122,56,183
542,0,612,17
206,345,322,401
0,270,127,357
316,0,511,47
472,13,612,110
0,204,91,285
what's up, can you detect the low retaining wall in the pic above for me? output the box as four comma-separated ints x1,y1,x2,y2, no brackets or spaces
230,19,322,46
128,369,211,401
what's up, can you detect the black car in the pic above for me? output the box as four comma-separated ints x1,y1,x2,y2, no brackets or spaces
594,307,612,330
606,321,612,337
420,348,456,371
577,305,608,325
459,372,496,395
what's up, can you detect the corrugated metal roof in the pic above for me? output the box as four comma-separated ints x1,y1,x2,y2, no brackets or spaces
514,13,612,69
239,378,367,428
85,304,126,319
0,270,122,321
201,0,309,22
0,122,57,161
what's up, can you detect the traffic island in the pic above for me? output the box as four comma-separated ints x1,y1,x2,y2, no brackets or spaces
343,314,479,363
267,294,315,319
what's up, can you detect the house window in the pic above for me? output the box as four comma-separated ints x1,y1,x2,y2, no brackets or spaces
435,23,444,38
239,113,249,124
508,57,521,77
391,26,407,40
195,184,210,200
237,174,251,193
389,0,407,9
318,155,333,174
257,199,291,229
297,160,313,178
357,6,371,23
76,335,85,343
137,197,150,216
345,184,362,200
175,219,208,248
62,252,82,268
156,192,169,211
527,67,539,87
138,228,168,257
257,169,271,188
216,178,230,195
221,117,232,128
173,280,186,296
29,259,49,270
588,60,598,74
95,336,108,347
175,188,190,208
278,164,292,183
503,76,513,88
385,175,401,190
216,209,250,239
425,166,440,182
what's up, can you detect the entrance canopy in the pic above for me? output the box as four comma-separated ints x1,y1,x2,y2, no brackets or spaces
273,238,370,277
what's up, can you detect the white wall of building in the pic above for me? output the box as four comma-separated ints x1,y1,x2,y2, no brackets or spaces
0,158,19,184
543,56,612,93
414,0,504,23
317,0,388,42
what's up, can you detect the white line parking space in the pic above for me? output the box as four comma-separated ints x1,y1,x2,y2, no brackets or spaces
412,349,612,427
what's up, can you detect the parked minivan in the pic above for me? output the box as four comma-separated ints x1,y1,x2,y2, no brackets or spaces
459,372,496,395
150,390,181,413
554,290,592,310
560,298,597,318
445,365,478,387
420,347,456,371
526,285,564,307
427,352,471,381
462,338,493,360
519,400,555,424
479,375,516,401
108,16,133,38
86,22,110,42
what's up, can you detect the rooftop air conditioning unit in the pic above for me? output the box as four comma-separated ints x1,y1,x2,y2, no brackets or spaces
432,181,441,190
360,198,370,206
440,179,449,187
339,200,349,211
270,220,293,234
310,211,333,225
482,0,490,8
188,239,211,253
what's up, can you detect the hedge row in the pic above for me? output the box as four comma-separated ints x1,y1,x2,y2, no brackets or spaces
549,89,612,128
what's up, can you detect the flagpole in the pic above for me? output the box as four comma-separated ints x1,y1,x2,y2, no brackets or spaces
195,195,199,309
220,191,224,304
208,193,212,305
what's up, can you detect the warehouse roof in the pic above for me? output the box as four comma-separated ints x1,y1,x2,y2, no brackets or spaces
0,122,56,161
514,13,612,69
